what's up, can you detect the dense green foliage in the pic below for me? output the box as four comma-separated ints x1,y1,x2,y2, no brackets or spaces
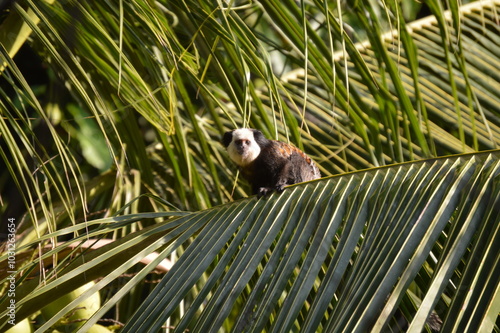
0,0,499,332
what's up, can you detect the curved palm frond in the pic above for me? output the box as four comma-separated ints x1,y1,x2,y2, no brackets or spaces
1,151,498,332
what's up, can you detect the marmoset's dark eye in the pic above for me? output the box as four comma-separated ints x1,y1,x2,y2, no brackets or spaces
235,139,251,146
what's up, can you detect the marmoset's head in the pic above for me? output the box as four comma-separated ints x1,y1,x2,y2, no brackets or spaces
223,128,266,166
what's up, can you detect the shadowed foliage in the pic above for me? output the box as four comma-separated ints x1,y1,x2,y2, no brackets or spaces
0,0,499,332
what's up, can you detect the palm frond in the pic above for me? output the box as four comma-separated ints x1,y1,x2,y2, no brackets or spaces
1,151,498,332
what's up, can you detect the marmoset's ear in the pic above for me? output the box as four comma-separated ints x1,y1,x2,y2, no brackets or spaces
251,129,267,146
222,130,234,147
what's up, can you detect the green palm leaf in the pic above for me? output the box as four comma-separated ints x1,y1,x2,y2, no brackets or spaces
1,151,498,332
123,151,500,333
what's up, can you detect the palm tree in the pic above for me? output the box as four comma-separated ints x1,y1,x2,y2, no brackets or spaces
0,0,499,332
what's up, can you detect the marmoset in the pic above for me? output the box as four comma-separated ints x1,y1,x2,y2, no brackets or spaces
223,128,321,196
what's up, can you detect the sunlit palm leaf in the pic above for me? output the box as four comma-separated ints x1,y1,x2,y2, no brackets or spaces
2,151,497,332
276,0,500,171
118,151,499,333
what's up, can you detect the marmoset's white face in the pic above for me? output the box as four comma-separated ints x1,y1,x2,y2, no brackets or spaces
227,129,261,167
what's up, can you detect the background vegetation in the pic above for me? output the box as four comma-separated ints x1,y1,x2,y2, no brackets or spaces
0,0,499,332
